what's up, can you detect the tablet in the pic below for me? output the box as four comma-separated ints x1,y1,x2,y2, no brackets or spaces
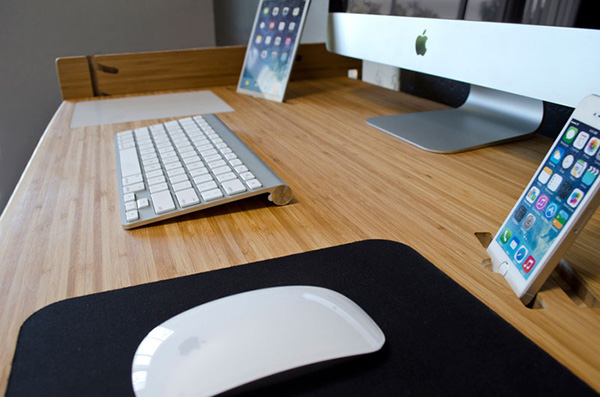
237,0,311,102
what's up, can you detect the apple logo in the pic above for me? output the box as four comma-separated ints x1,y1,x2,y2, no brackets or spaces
415,30,428,56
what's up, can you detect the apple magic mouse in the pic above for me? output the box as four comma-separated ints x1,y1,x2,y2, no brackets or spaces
131,285,385,396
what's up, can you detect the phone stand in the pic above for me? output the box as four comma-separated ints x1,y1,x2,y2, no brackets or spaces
475,231,599,309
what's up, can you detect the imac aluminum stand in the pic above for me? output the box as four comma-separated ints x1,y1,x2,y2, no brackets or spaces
367,85,544,153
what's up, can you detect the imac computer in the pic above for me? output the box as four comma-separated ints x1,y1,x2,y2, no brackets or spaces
326,1,600,153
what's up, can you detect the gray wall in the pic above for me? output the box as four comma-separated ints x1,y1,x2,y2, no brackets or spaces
0,0,215,215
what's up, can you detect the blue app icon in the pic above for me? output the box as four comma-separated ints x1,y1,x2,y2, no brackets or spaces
544,202,558,219
514,246,528,263
550,147,565,164
508,237,520,252
582,166,599,186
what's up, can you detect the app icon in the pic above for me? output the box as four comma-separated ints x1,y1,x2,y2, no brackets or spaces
289,22,296,31
263,7,270,15
562,126,578,143
571,159,587,178
255,35,263,44
285,37,292,46
525,186,540,203
265,36,272,45
293,7,300,16
574,131,590,150
278,22,286,31
509,237,520,251
280,52,288,62
272,7,279,16
535,194,549,211
544,202,558,219
259,21,266,29
274,36,281,45
523,213,536,230
551,147,565,164
260,50,268,59
553,210,569,229
522,255,536,274
514,205,527,222
548,174,563,192
500,228,512,244
282,7,289,15
538,166,552,184
557,180,572,199
567,188,584,208
582,166,599,186
244,79,250,87
561,154,574,169
585,137,600,156
514,246,528,263
269,21,275,30
271,51,278,60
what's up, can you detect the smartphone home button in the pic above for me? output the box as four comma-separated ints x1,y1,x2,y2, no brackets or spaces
498,261,509,276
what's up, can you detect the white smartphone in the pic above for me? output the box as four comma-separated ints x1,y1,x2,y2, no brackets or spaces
237,0,311,102
487,94,600,305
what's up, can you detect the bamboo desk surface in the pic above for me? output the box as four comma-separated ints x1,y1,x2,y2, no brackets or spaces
1,75,599,391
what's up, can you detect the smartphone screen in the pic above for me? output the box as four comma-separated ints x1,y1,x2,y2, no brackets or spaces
496,119,600,279
237,0,310,102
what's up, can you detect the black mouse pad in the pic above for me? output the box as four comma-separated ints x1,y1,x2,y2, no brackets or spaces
7,240,595,396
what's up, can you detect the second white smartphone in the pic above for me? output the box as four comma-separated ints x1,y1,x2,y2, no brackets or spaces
487,94,600,305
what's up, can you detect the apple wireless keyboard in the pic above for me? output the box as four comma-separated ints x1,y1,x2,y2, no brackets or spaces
115,114,292,229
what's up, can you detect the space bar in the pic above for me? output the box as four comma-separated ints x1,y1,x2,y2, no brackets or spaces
119,147,141,177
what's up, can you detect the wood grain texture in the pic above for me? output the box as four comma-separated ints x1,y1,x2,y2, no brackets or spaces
55,56,94,99
1,76,599,392
56,44,361,99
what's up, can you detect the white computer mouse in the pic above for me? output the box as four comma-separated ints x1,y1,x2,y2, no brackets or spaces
131,285,385,396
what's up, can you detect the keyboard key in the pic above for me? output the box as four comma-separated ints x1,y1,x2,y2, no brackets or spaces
222,179,246,195
137,198,150,209
147,175,166,186
217,172,237,183
121,174,144,186
197,181,218,192
201,188,224,201
151,190,176,215
240,172,255,181
208,160,227,170
123,193,136,202
126,210,139,222
165,161,183,170
211,165,231,175
150,182,169,194
176,188,200,207
119,147,141,177
194,174,213,184
145,169,164,179
172,181,192,192
167,167,186,178
246,179,262,189
190,167,209,177
169,174,189,184
123,182,145,194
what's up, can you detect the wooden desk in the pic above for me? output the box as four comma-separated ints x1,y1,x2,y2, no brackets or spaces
1,45,599,392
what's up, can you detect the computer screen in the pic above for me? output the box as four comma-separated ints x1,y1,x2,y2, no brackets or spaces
326,0,600,153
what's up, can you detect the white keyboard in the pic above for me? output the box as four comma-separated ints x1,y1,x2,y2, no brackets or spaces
115,114,292,229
